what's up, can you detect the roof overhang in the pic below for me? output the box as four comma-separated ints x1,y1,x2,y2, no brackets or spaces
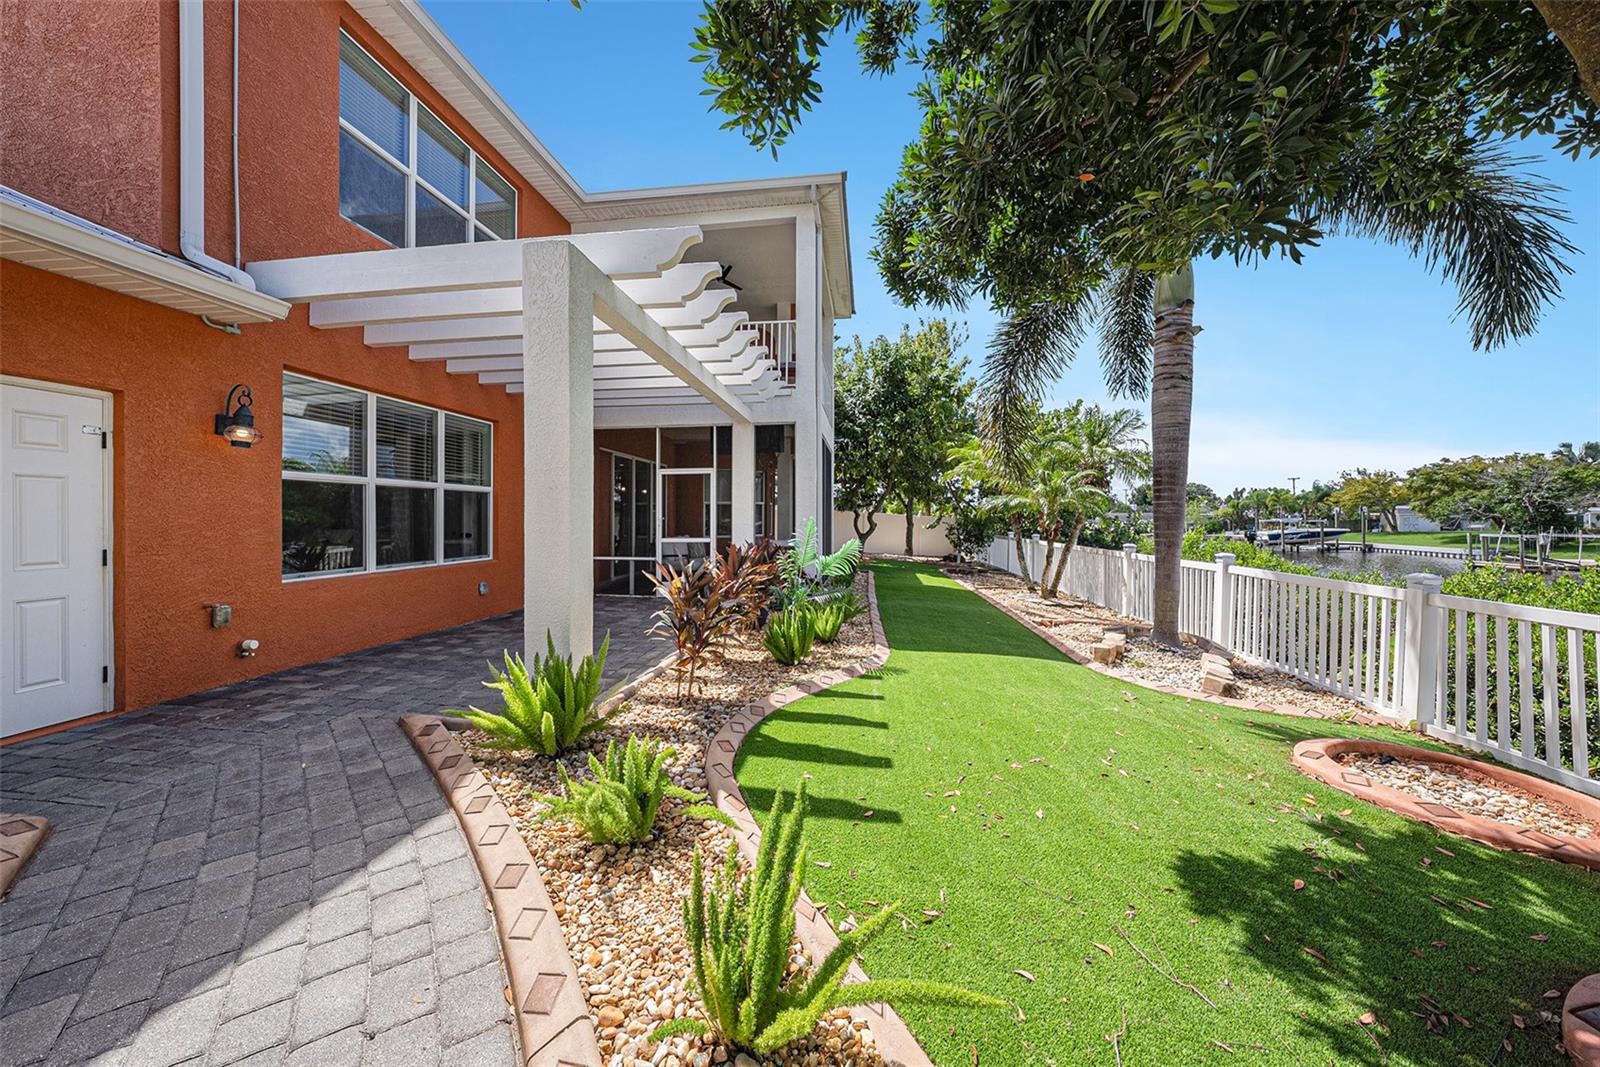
346,0,854,318
248,227,786,419
0,186,290,324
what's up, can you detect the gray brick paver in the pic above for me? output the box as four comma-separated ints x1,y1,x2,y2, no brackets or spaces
0,606,657,1066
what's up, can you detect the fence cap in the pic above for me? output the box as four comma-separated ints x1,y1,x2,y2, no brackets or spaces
1122,543,1138,552
1213,551,1236,564
1404,572,1445,589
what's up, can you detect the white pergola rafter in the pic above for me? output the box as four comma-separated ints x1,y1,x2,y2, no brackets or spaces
247,227,781,411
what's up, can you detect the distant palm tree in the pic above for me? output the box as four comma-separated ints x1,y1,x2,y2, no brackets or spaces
948,436,1037,591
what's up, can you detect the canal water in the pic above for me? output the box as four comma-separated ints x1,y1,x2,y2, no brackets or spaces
1271,547,1466,583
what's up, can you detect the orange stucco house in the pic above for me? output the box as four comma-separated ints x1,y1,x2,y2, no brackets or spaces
0,0,852,741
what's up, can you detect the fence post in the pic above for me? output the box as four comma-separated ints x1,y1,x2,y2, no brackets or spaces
1122,543,1137,618
1212,552,1235,651
1400,573,1444,727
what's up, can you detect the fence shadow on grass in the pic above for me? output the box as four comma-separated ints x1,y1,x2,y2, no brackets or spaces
1169,815,1600,1065
735,783,904,825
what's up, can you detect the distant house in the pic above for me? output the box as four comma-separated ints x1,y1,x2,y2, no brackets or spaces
1394,506,1441,533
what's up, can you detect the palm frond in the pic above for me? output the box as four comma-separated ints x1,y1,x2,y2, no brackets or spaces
980,297,1094,470
1320,146,1575,350
1097,267,1155,399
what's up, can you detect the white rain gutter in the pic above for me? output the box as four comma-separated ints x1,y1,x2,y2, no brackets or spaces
178,0,256,293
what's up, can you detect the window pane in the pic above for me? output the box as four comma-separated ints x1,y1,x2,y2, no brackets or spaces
339,34,408,163
377,486,435,567
283,481,364,576
415,184,467,248
474,163,516,239
445,490,489,560
376,398,435,481
339,131,405,246
283,375,365,475
417,105,468,207
444,414,490,486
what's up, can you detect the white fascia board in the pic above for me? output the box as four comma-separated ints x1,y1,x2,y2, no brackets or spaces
364,315,523,346
0,192,290,324
312,288,522,327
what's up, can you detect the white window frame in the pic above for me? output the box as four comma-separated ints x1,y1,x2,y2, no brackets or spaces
282,373,493,582
337,30,517,248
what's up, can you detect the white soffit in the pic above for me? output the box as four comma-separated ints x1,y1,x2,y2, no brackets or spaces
0,186,289,324
246,226,787,412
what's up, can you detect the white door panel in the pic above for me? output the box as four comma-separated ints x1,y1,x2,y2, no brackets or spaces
1,381,110,736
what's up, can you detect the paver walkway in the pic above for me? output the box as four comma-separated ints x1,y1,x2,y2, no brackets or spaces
0,604,663,1067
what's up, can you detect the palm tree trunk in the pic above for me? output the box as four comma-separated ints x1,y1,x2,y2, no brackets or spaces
1151,266,1197,647
1038,524,1059,600
1536,1,1600,107
1011,517,1035,590
1048,513,1088,598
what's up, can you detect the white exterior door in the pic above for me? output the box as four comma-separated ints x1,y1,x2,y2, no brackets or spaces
1,380,111,736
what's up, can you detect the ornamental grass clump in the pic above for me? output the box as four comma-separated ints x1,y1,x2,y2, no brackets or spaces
537,734,734,844
650,786,1004,1053
763,605,817,665
454,632,614,757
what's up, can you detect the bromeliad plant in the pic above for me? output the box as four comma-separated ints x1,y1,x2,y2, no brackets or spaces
776,517,862,610
650,786,1005,1053
537,734,734,844
455,632,614,757
762,605,817,666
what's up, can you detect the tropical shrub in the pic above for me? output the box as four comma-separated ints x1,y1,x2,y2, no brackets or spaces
763,606,817,665
945,500,1006,562
456,633,614,757
776,517,862,610
537,734,734,844
649,559,740,696
811,600,849,644
649,786,1005,1052
716,540,782,632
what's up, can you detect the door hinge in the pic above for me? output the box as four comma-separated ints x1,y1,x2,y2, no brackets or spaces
102,665,109,684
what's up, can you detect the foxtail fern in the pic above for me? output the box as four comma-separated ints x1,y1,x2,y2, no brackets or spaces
454,632,614,757
538,734,734,844
651,786,1005,1052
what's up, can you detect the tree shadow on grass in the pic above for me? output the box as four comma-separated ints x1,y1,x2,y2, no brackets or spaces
775,708,891,729
1169,815,1599,1064
737,784,904,825
735,735,892,770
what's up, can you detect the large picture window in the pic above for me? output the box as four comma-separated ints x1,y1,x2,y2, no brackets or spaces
282,374,492,579
338,31,518,247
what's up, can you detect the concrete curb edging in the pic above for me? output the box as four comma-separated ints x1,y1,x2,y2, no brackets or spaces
0,813,51,900
399,714,602,1067
703,571,939,1067
954,572,1411,732
1564,974,1600,1066
1290,738,1600,870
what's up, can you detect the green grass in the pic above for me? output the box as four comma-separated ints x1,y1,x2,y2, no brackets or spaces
1338,530,1587,560
734,562,1599,1066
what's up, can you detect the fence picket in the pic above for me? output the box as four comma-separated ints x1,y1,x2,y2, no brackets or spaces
1518,619,1536,758
1542,623,1560,769
1571,628,1590,780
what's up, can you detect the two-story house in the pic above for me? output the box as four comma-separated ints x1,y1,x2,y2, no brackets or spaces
0,0,850,740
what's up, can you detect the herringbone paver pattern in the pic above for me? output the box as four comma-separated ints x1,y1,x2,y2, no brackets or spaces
0,604,662,1067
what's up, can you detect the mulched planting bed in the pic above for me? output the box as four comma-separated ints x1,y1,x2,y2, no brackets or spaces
461,573,890,1067
1339,753,1597,840
951,564,1373,719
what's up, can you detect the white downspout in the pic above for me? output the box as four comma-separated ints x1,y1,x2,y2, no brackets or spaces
178,0,256,291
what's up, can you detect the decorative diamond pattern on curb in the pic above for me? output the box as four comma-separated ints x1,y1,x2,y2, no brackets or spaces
1564,975,1600,1067
0,812,50,900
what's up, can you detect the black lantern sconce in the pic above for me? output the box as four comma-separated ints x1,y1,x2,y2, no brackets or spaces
214,384,262,448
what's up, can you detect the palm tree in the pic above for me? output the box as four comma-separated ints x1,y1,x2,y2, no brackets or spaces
1006,461,1106,602
948,436,1037,591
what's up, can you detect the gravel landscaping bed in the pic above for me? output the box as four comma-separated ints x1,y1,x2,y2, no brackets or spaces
1339,752,1598,840
462,574,890,1067
949,564,1373,719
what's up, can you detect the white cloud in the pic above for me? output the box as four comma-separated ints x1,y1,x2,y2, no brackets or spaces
1184,414,1459,492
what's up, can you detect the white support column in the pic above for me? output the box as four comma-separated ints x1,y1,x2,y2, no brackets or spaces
790,208,820,528
1400,572,1444,726
731,421,756,544
523,241,595,658
1213,552,1235,651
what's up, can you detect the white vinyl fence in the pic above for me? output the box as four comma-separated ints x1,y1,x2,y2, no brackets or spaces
987,538,1600,797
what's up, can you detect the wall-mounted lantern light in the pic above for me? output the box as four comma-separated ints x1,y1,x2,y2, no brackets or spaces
214,384,261,448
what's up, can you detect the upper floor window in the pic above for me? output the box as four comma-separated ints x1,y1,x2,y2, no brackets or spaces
338,32,518,247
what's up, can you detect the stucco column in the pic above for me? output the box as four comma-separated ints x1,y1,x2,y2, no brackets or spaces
790,207,821,531
731,420,755,544
523,241,594,658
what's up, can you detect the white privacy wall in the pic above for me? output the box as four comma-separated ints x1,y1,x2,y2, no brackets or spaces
986,538,1600,799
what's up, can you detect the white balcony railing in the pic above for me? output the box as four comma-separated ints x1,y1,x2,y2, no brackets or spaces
736,319,796,391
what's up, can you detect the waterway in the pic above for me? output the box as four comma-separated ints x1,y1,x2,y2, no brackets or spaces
1269,546,1466,583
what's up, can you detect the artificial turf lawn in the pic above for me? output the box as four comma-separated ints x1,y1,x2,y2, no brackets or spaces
733,562,1600,1065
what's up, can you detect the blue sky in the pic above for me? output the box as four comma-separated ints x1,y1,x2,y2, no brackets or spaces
425,0,1600,492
